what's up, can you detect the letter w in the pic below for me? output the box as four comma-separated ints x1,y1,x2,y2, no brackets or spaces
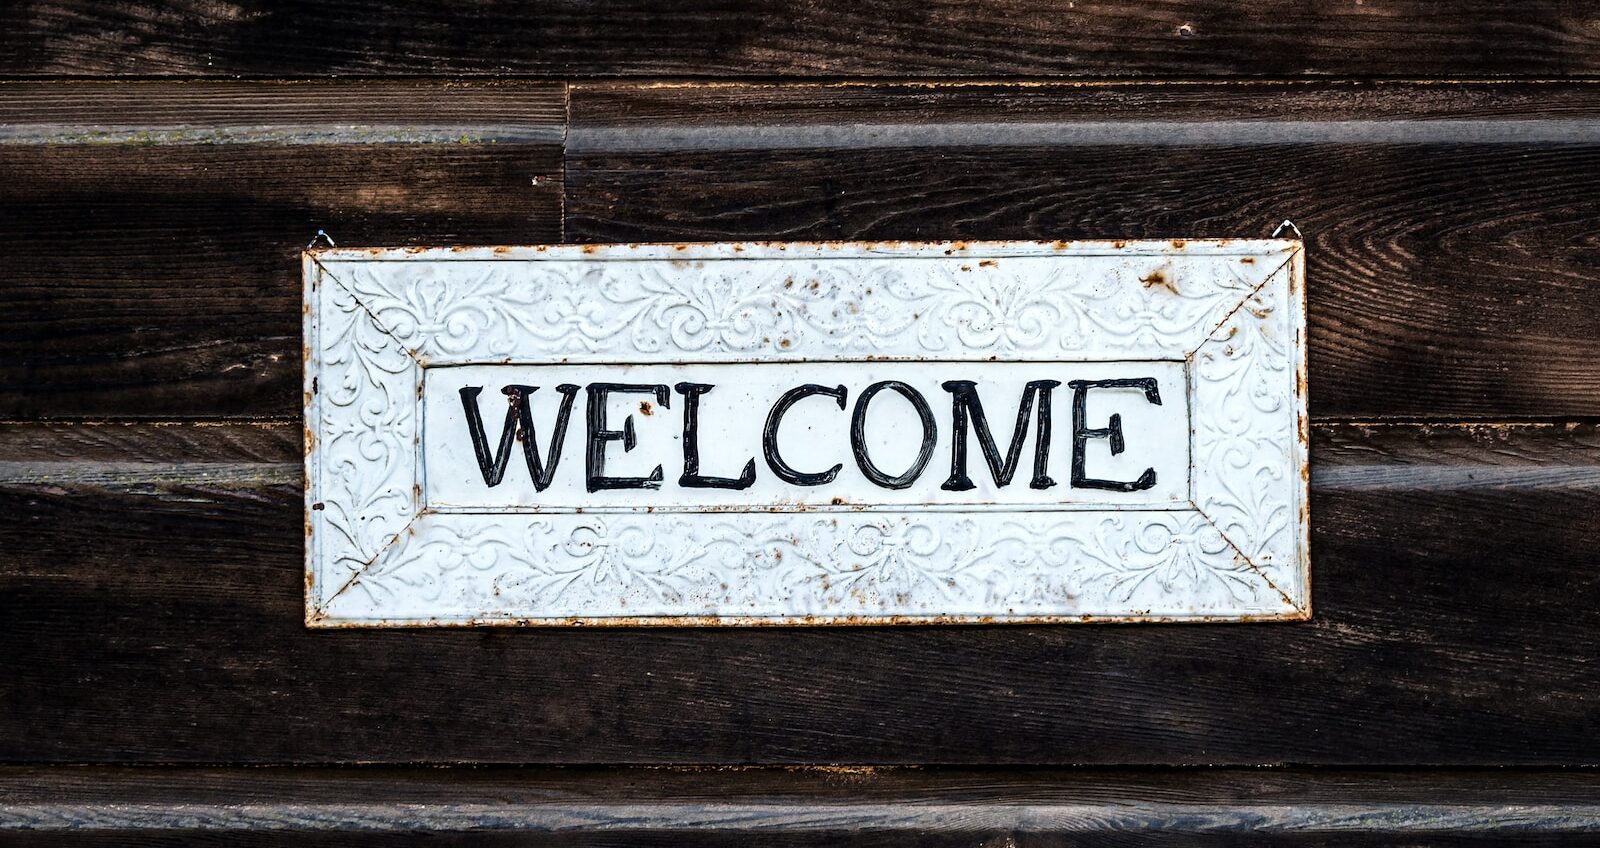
459,384,580,489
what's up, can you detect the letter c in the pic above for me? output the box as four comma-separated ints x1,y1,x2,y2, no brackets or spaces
764,384,849,486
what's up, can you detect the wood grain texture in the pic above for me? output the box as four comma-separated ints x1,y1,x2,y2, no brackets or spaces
3,825,1587,838
1,421,1595,765
566,81,1600,420
0,82,566,144
1,766,1598,846
1,1,1598,78
0,421,298,492
0,82,564,419
0,9,1594,832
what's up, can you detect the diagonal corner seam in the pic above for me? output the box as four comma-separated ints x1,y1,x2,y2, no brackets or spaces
1194,249,1299,356
1190,502,1305,617
310,255,427,368
315,511,425,618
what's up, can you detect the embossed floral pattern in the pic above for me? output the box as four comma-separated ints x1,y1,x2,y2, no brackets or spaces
1193,264,1304,602
330,253,1267,363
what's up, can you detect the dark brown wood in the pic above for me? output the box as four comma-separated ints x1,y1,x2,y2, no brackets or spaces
2,766,1598,846
566,81,1600,421
0,6,1593,836
2,421,1596,765
0,82,567,136
0,82,564,419
0,420,297,464
1,1,1597,78
569,81,1600,126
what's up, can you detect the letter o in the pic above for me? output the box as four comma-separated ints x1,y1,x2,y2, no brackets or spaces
850,380,937,490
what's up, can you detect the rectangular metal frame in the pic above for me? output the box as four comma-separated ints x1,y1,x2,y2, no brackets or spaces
303,240,1308,627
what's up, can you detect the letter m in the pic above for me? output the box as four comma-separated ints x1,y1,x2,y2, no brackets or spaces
940,379,1061,491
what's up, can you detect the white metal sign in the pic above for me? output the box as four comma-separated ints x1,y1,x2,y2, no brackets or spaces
304,241,1307,626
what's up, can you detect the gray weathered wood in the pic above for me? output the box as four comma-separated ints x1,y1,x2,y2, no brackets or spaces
1,765,1597,846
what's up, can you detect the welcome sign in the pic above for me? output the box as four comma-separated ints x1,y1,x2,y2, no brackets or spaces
303,241,1307,626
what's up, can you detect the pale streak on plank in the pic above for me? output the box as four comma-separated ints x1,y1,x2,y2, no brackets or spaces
5,800,1598,835
1,766,1598,837
569,119,1600,153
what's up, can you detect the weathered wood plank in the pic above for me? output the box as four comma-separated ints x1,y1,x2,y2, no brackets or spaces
0,1,1596,78
1315,421,1600,489
0,82,566,144
0,82,565,419
0,421,1595,764
0,420,296,464
566,81,1600,420
0,421,299,493
2,832,1588,847
1,766,1598,846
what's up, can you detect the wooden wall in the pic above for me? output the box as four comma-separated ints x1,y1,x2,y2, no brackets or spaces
1,2,1598,844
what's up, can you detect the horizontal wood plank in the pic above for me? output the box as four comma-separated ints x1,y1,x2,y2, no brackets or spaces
566,81,1600,420
1,421,1595,765
0,82,565,419
2,766,1598,846
1,1,1597,78
0,82,565,144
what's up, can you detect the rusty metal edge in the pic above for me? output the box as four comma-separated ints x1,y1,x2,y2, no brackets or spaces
1290,246,1312,618
302,252,322,627
304,237,1298,263
305,609,1311,629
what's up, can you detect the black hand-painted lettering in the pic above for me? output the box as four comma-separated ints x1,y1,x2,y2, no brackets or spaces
1066,378,1161,492
458,384,579,489
459,386,517,487
763,384,848,486
851,380,937,490
940,379,1060,491
674,382,756,490
586,383,670,492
